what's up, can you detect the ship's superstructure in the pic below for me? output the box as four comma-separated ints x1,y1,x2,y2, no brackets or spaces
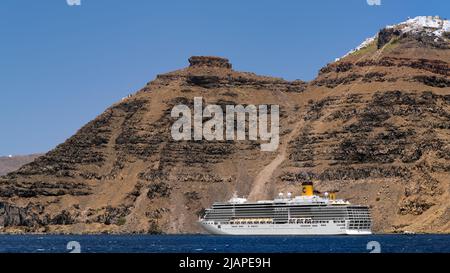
199,182,372,235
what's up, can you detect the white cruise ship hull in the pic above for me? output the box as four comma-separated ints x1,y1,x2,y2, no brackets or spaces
200,221,371,235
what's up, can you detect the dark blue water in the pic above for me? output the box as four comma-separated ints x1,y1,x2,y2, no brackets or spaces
0,235,448,253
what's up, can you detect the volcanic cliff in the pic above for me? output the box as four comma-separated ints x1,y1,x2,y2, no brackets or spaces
0,16,449,233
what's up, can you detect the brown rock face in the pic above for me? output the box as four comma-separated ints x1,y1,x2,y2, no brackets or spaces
0,22,449,234
188,56,232,69
377,28,401,49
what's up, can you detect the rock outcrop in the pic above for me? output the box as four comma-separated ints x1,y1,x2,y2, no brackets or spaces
188,56,232,69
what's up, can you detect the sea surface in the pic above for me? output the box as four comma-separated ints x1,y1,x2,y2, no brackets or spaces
0,234,448,253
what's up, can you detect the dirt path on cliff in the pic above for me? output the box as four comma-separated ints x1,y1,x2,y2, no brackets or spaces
247,108,305,201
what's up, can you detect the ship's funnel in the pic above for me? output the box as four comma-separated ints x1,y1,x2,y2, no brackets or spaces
329,191,336,200
301,181,314,196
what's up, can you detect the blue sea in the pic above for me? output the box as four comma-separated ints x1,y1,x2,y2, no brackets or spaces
0,234,448,253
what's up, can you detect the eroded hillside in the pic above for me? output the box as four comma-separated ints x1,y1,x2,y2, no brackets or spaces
1,17,449,234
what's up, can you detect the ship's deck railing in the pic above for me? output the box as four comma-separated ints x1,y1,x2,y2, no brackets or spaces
229,218,274,225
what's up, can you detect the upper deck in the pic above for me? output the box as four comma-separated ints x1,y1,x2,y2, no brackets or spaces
212,194,352,208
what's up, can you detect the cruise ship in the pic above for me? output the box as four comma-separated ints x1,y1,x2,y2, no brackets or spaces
199,181,372,235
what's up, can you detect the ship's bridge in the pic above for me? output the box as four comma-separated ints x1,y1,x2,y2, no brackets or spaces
276,195,350,205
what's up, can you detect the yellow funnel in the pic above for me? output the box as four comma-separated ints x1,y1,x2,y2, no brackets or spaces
302,181,314,196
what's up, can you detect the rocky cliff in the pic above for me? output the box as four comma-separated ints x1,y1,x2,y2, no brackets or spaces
0,16,449,234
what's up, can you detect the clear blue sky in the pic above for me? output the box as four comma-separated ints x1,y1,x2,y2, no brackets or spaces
0,0,448,155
